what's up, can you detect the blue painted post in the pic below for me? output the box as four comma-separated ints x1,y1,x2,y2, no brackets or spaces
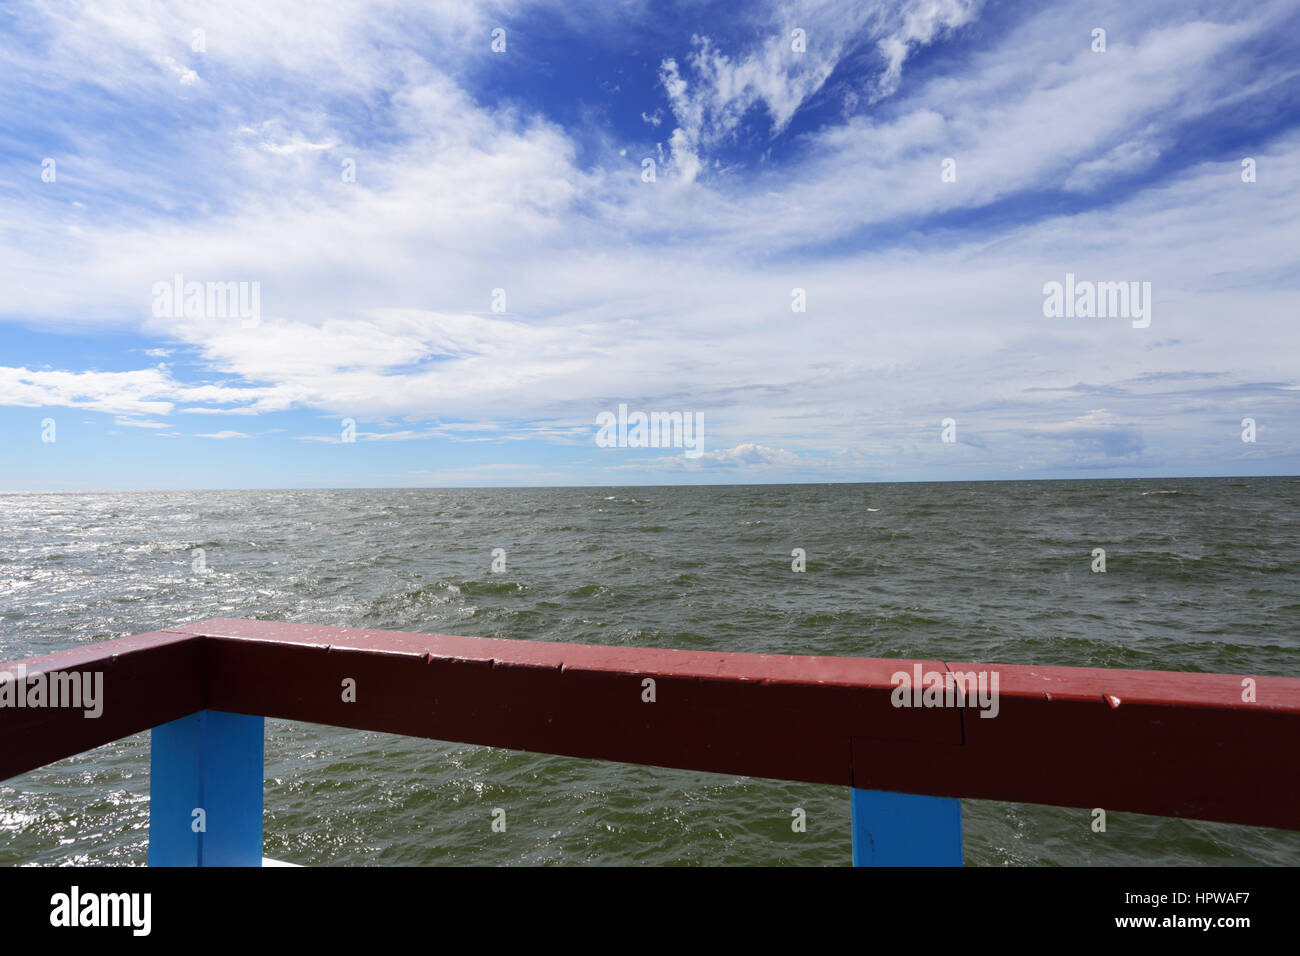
850,789,963,866
149,710,264,866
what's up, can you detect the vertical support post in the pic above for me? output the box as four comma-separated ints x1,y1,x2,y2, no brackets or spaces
851,788,963,866
149,710,264,866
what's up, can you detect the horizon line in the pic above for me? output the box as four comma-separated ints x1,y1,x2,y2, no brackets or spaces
2,472,1297,494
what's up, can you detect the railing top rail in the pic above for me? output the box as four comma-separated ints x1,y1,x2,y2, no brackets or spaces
3,618,1298,829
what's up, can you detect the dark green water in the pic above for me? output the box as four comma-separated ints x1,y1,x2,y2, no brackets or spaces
1,478,1297,865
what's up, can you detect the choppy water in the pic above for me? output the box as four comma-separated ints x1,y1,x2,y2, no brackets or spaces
1,478,1297,866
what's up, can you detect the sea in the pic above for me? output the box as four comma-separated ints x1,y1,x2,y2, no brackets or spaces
1,477,1297,866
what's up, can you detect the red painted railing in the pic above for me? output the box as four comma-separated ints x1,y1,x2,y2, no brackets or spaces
3,618,1297,832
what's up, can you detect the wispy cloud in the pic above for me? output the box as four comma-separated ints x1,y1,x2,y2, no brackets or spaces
1,0,1298,485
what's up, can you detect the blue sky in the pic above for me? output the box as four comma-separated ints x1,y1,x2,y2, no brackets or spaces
1,0,1298,489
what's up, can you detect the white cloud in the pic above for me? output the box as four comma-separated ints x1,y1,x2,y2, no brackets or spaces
654,1,981,179
700,443,802,467
0,366,274,417
875,0,982,100
157,55,199,85
1063,136,1163,192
